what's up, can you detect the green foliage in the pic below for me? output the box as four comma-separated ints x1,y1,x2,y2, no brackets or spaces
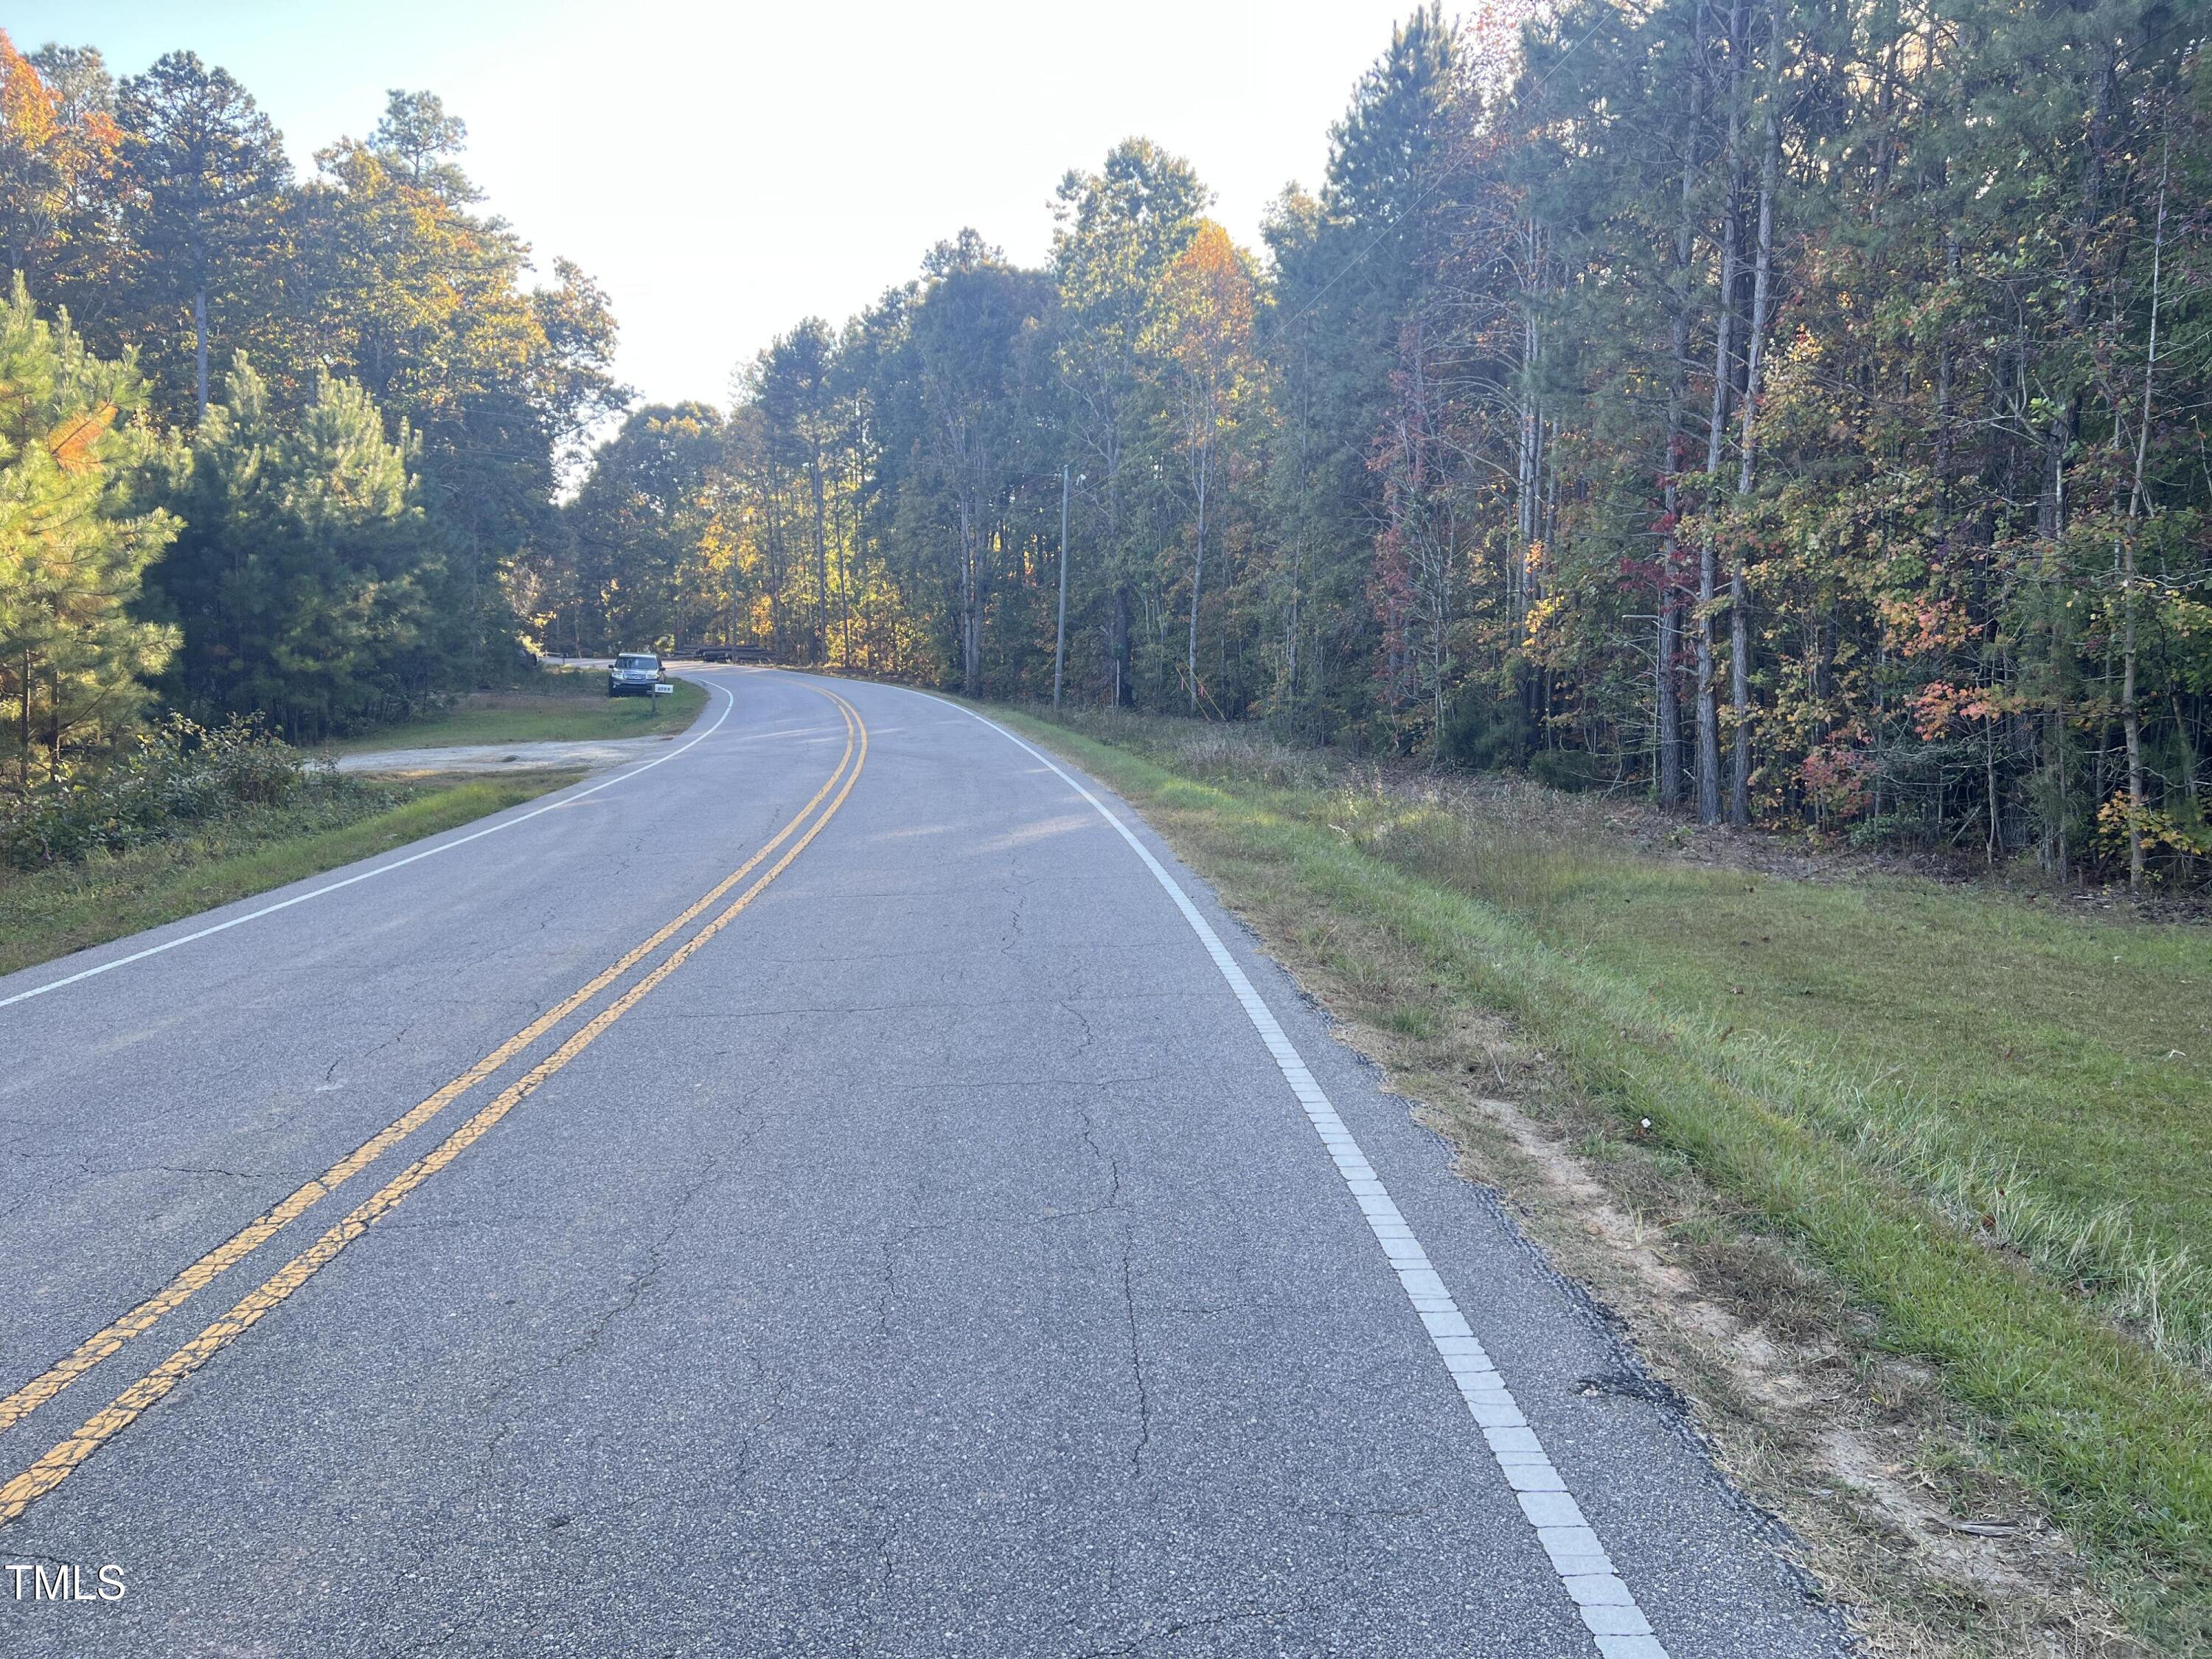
1,710,311,868
0,37,627,738
113,50,291,423
0,276,177,791
1262,5,1464,744
1052,139,1209,703
150,358,459,738
1440,684,1536,771
10,8,2197,874
366,88,476,205
905,237,1059,694
293,125,625,673
555,402,723,653
534,1,2212,887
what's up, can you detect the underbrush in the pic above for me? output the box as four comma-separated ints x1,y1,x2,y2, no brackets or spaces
1,715,366,871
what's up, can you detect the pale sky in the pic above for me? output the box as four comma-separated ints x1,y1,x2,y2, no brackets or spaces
10,0,1433,412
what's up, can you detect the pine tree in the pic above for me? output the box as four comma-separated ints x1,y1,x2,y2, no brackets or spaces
0,277,177,790
114,52,291,424
152,359,452,738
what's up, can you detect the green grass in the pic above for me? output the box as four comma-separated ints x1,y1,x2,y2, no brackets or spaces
1493,838,2212,1340
0,771,580,980
328,670,706,754
999,706,2212,1646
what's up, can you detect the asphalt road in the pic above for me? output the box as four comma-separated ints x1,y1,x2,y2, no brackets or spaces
0,669,1848,1657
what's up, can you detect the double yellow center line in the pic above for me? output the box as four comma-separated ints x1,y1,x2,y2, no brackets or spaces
0,682,866,1525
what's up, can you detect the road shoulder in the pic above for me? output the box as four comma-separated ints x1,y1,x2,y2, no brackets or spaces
0,770,581,983
997,706,2159,1659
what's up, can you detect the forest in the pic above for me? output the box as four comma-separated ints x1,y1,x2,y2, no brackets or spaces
560,0,2209,886
4,2,2208,885
0,32,622,762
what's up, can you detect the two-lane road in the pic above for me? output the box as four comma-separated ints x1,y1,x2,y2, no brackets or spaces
0,671,1845,1656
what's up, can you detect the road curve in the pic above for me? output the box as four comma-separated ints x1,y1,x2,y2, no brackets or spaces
0,669,1844,1656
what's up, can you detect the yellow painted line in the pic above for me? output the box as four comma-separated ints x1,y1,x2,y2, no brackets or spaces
0,688,858,1442
0,687,866,1526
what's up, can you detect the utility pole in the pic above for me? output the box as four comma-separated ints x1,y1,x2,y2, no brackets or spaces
1053,464,1070,712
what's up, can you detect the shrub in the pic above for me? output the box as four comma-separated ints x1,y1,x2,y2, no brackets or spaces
0,714,347,870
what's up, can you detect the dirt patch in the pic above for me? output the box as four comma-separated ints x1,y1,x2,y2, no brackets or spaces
333,738,674,775
1445,1088,2124,1650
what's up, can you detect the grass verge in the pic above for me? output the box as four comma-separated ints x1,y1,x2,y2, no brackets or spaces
998,706,2211,1652
329,670,706,753
0,770,581,981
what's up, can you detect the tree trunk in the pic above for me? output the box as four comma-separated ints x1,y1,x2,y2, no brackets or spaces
1054,465,1070,712
2124,590,2142,886
834,470,853,668
2040,45,2114,543
808,452,830,664
1696,0,1746,826
1728,0,1783,827
1694,543,1723,823
1186,445,1208,712
1933,234,1958,539
1517,293,1540,625
17,648,30,794
1113,584,1132,708
193,282,210,425
2173,692,2200,863
1983,712,2000,865
959,494,981,697
2121,120,2170,891
1657,13,1705,810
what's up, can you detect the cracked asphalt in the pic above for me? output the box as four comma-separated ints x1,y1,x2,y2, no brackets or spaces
0,669,1848,1656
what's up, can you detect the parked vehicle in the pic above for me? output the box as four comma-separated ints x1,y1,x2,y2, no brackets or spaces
608,653,664,697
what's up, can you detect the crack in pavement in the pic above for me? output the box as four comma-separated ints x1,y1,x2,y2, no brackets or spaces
1,1146,294,1184
321,1014,423,1082
1119,1240,1152,1481
1063,1577,1351,1658
1327,1502,1435,1580
1061,1030,1148,1479
874,1221,928,1343
466,1150,730,1509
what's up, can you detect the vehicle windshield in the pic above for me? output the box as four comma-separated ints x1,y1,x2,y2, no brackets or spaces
617,655,657,671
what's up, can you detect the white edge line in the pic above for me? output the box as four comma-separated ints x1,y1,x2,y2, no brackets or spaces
0,673,751,1015
921,689,1672,1659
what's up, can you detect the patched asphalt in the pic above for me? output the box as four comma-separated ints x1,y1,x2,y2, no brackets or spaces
0,669,1849,1656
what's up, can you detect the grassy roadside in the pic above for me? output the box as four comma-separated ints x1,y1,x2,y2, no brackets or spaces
0,770,580,981
328,670,706,754
998,706,2211,1652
